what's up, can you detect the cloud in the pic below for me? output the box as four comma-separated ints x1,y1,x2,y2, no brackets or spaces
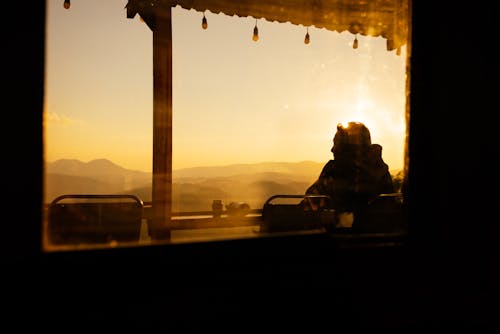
44,112,82,126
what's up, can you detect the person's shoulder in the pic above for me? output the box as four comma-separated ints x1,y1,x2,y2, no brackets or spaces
369,144,382,156
320,160,336,175
368,144,387,165
323,159,335,168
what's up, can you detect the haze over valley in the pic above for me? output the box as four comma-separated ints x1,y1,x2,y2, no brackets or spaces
45,159,325,211
45,159,403,212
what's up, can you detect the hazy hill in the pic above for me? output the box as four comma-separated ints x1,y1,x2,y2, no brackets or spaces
45,159,150,203
172,163,322,210
172,161,323,180
46,158,151,183
44,159,323,210
45,173,118,202
44,158,401,211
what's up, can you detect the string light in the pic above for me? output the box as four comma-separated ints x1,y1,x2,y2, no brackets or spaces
304,27,310,44
252,20,259,42
64,3,401,52
202,13,208,29
353,34,358,49
386,39,394,51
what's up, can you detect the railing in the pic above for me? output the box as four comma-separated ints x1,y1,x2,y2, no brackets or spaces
43,194,408,249
44,196,264,249
44,201,263,230
141,202,262,230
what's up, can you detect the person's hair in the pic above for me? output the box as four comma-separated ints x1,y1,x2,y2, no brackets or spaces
334,122,372,147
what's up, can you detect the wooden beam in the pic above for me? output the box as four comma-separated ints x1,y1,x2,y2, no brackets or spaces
149,6,173,240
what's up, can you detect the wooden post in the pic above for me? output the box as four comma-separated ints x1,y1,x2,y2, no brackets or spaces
149,6,172,240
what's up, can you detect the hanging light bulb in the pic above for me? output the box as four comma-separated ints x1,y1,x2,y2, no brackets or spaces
353,35,358,49
63,0,70,9
202,13,208,30
304,27,310,44
252,20,259,42
386,39,394,51
396,46,401,56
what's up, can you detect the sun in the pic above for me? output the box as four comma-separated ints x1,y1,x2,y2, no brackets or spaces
338,98,377,132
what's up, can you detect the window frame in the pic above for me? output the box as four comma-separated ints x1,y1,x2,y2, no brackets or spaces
39,0,412,252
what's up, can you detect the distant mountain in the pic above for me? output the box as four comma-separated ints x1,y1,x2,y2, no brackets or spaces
45,173,118,202
171,165,321,211
45,159,151,203
46,158,150,179
172,161,324,180
44,159,322,209
44,158,402,210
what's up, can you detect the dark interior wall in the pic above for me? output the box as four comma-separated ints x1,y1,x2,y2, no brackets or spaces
2,3,45,260
2,1,498,331
407,2,499,329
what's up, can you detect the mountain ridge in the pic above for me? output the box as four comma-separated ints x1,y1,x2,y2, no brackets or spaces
44,158,403,210
44,159,324,208
45,158,326,179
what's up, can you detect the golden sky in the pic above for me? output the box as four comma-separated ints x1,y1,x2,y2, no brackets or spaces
44,0,408,172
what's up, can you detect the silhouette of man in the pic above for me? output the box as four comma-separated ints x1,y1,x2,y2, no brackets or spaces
305,122,395,216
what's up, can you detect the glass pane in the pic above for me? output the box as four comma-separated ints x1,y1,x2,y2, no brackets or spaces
43,0,410,251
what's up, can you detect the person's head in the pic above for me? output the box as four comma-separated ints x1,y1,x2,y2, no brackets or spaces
331,122,371,157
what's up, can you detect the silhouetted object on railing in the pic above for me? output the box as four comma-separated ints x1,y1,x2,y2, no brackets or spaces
212,199,223,218
225,201,250,217
48,194,144,245
305,122,400,232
